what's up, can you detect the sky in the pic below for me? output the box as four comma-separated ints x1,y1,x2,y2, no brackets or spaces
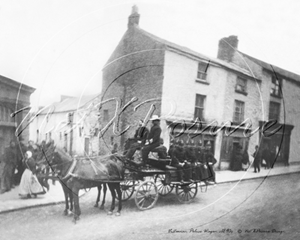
0,0,299,110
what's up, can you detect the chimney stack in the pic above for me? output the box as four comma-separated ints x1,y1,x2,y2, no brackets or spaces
128,5,140,29
217,35,238,62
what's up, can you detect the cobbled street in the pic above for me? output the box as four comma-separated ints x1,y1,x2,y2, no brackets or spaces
1,174,299,240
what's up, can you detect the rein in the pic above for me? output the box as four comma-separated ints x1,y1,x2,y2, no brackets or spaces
61,157,78,180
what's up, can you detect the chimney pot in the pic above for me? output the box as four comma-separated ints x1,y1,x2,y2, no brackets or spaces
128,5,140,28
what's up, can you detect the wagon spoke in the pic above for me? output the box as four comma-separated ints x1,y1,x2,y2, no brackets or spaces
138,198,145,206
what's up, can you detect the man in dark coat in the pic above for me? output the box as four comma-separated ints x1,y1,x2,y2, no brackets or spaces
183,140,197,181
194,141,209,181
252,145,261,173
141,115,161,164
151,138,168,159
125,119,149,160
168,140,185,182
0,140,17,193
203,141,217,184
172,140,192,181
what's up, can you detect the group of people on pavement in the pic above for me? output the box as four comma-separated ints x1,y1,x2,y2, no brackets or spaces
252,144,272,173
0,139,54,198
124,115,217,184
230,143,273,173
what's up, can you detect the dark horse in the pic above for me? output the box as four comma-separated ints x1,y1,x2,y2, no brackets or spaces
48,147,125,222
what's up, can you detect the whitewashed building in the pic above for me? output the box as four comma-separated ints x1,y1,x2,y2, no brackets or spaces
29,94,101,156
100,7,299,169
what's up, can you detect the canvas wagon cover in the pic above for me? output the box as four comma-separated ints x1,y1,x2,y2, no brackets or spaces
72,155,124,181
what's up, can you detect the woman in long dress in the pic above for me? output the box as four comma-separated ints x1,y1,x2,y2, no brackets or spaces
19,151,45,198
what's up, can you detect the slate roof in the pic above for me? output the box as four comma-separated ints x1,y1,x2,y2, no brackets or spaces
238,51,300,82
38,93,101,115
136,27,254,78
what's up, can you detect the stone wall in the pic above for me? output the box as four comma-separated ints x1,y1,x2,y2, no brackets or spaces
101,27,165,153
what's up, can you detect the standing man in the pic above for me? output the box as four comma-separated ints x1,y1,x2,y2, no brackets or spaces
203,141,217,184
252,145,261,173
0,140,17,193
141,115,161,165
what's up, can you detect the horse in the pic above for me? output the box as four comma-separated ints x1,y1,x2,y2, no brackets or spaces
49,147,125,222
94,184,107,209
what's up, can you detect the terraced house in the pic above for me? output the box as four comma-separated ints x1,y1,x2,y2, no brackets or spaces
101,7,299,169
0,75,35,156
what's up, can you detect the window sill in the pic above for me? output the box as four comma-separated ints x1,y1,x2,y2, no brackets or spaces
195,79,209,85
270,93,282,99
235,89,248,96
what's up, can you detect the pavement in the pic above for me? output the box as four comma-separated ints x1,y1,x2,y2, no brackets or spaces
1,163,299,214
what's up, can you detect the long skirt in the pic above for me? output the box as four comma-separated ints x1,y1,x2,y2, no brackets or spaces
19,169,45,197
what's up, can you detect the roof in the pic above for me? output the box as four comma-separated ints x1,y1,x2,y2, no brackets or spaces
136,27,254,78
238,51,300,82
38,93,101,115
0,75,35,93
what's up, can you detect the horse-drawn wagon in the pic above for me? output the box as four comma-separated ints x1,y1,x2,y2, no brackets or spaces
37,143,208,222
117,152,208,211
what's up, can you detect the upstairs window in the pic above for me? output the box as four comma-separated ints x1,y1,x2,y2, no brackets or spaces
196,61,210,81
233,100,245,123
194,94,206,121
269,101,280,121
235,77,247,94
270,76,281,97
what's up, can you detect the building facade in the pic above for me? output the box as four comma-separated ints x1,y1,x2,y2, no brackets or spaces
101,7,299,169
0,75,35,156
29,94,102,156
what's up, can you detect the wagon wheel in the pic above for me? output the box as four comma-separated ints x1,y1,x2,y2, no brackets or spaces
154,174,174,196
135,180,158,210
118,180,136,201
176,182,198,203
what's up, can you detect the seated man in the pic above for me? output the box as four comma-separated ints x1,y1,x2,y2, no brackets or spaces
141,115,161,165
151,138,168,159
125,119,149,160
194,142,209,181
168,140,184,182
185,140,200,181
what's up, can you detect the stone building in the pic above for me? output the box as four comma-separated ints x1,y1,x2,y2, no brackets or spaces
29,94,101,156
101,7,299,169
218,35,298,166
0,75,35,156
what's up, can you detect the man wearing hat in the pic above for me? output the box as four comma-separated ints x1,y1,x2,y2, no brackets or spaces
203,141,217,184
168,139,184,182
141,115,162,165
124,119,149,160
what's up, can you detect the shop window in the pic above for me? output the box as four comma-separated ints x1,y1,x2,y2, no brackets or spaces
233,100,245,123
194,94,206,121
